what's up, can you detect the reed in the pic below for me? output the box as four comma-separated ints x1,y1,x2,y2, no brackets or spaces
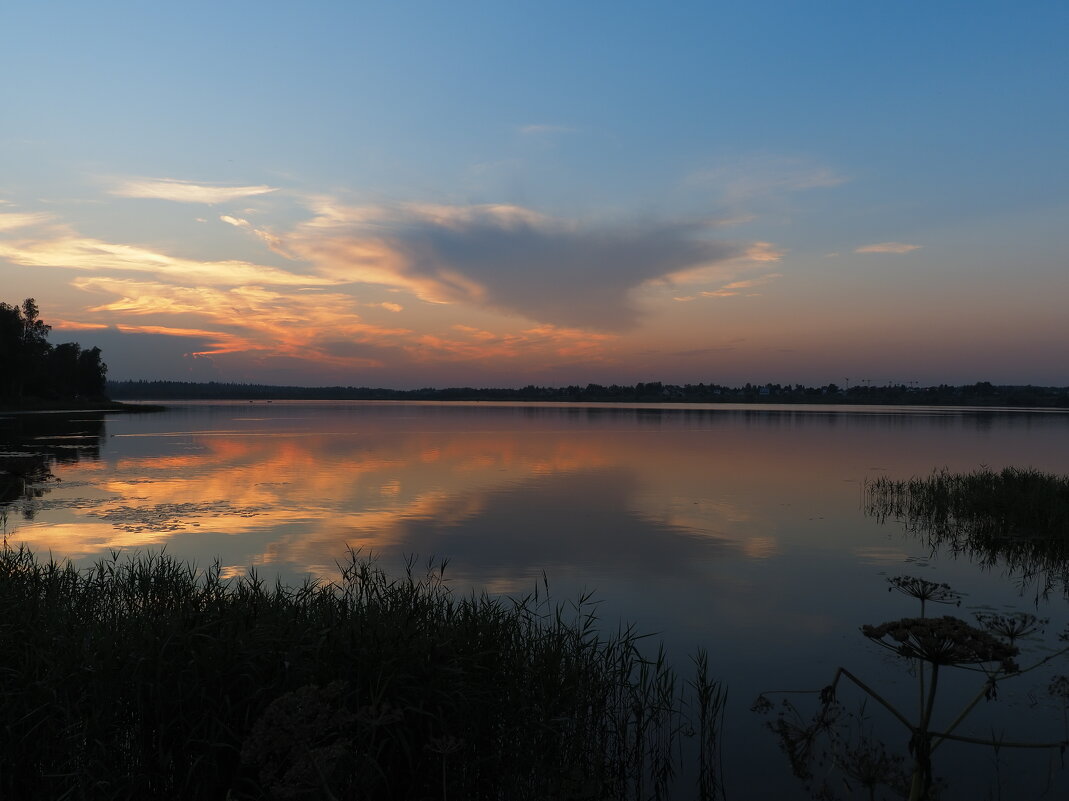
0,546,724,800
864,467,1069,592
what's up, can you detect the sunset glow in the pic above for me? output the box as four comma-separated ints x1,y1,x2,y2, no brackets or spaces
3,2,1067,387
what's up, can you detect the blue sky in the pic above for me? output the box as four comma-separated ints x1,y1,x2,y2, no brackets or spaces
2,1,1067,387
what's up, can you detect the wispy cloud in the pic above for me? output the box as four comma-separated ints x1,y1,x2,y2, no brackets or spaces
111,178,278,204
0,234,336,287
720,273,783,291
656,241,782,287
51,319,110,331
115,324,260,356
689,155,846,201
698,272,783,298
855,242,922,254
0,212,53,231
740,241,784,263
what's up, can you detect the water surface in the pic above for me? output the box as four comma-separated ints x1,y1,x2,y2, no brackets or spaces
4,401,1069,799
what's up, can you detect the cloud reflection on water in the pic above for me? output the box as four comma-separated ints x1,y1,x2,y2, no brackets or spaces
7,405,755,581
7,404,1069,592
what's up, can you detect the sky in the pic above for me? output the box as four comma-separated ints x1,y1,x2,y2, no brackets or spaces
2,0,1067,389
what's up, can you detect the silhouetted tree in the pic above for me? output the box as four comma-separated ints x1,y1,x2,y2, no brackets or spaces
1,299,51,401
77,347,108,398
48,342,82,398
0,298,108,403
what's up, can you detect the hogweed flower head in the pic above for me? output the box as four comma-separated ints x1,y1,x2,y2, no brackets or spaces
975,612,1046,644
862,616,1019,671
887,575,961,612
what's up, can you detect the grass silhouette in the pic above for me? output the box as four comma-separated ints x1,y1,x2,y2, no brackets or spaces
0,545,724,800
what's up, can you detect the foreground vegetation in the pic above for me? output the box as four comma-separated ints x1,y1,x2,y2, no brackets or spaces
0,547,725,800
756,575,1069,801
746,467,1069,798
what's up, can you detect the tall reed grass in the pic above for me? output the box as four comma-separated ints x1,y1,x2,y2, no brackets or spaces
0,546,724,800
864,467,1069,591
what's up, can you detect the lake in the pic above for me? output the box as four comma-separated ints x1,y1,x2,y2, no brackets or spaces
4,400,1069,799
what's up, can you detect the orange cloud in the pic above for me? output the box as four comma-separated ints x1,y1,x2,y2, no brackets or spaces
0,234,337,287
66,270,621,375
419,323,616,364
726,273,783,289
52,319,110,330
699,272,784,298
700,289,741,298
115,324,260,356
75,276,412,365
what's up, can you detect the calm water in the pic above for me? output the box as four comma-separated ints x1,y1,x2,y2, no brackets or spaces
4,400,1069,799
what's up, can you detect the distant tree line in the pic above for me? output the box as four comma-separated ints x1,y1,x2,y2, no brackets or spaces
107,378,1069,408
0,298,108,404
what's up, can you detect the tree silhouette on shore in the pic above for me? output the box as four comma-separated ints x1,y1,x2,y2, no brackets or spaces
0,298,108,404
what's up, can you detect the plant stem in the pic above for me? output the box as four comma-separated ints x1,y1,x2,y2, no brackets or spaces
931,678,995,755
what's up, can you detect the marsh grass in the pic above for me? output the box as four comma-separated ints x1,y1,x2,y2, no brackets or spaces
864,467,1069,592
0,546,724,800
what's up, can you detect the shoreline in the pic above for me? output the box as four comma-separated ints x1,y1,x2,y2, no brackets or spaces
0,400,166,414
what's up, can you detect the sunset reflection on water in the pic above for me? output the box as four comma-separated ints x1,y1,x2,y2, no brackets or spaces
5,402,1068,587
8,404,756,580
5,401,1069,797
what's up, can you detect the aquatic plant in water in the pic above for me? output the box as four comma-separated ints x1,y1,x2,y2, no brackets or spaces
865,467,1069,596
885,576,961,617
755,575,1069,801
